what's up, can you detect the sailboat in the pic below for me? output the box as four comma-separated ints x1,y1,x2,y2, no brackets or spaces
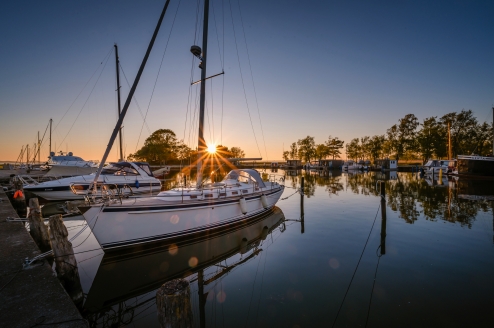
78,0,285,251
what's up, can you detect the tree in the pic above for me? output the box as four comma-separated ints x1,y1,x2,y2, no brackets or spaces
416,116,447,162
325,136,344,159
387,114,419,161
297,136,316,162
368,135,385,163
346,138,361,161
289,142,298,160
128,129,182,164
282,151,290,161
440,109,477,157
315,144,329,161
229,147,245,158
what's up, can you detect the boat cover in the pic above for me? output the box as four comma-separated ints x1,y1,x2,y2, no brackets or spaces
228,169,266,188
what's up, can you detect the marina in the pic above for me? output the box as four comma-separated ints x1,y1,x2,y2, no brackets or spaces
1,0,494,327
1,169,494,327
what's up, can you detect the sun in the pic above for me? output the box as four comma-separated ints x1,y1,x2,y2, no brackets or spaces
207,144,217,154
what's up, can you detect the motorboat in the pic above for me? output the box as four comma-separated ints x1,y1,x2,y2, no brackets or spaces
342,160,362,171
422,159,456,175
23,161,161,200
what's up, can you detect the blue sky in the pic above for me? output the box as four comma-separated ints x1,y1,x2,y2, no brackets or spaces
1,0,493,161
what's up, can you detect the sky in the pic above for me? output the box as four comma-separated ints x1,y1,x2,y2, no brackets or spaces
1,0,493,162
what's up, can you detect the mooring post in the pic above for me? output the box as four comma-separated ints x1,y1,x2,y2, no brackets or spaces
300,176,305,234
27,198,51,251
156,278,193,328
380,181,387,255
48,214,84,306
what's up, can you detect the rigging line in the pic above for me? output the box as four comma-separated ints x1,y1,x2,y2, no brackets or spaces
235,0,269,160
30,121,50,164
53,47,113,133
193,0,201,45
243,246,264,328
228,0,262,158
365,245,383,327
119,63,151,134
331,202,381,328
206,94,212,142
221,0,225,145
211,79,215,141
134,0,183,153
211,0,224,68
58,47,113,148
182,54,197,148
255,242,269,327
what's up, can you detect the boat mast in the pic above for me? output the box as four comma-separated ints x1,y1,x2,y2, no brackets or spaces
114,44,124,161
448,122,452,160
49,118,52,158
90,0,171,191
196,0,210,187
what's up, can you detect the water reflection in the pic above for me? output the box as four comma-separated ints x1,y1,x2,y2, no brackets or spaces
81,207,287,327
61,170,494,327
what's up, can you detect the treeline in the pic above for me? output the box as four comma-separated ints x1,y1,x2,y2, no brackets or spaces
128,128,245,165
283,109,493,163
282,136,344,162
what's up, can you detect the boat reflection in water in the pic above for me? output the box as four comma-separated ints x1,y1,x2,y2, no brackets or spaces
83,207,286,326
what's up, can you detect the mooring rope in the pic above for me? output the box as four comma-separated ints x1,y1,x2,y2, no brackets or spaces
331,202,381,328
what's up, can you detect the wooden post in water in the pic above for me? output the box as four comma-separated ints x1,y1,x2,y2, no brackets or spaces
380,181,387,255
27,198,51,251
300,176,305,234
156,278,193,328
48,214,83,306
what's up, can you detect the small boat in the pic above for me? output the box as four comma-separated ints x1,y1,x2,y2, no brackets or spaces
342,160,362,171
422,159,456,175
24,161,161,200
44,151,98,168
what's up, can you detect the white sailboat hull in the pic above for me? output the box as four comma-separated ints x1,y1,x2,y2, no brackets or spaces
81,186,284,251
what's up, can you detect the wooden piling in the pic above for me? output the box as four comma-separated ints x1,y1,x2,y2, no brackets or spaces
27,198,51,251
380,182,387,255
48,214,83,306
156,278,193,328
300,176,305,234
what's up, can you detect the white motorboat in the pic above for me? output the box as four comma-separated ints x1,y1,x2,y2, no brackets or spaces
422,159,456,175
77,0,285,252
24,162,161,200
342,160,362,171
45,151,98,168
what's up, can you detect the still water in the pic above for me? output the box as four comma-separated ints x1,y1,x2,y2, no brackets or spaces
64,170,494,327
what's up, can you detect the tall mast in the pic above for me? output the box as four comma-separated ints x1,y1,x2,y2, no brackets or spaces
196,0,210,187
448,122,452,160
115,44,124,161
38,131,40,164
91,0,171,191
49,118,52,158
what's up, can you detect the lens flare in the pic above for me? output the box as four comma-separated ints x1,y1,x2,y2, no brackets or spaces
207,144,217,154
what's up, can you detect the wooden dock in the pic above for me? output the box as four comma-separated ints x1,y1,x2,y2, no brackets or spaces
0,188,86,327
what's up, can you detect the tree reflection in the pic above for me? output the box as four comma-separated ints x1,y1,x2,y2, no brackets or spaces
314,171,493,228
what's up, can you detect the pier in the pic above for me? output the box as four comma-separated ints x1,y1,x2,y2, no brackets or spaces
0,187,86,327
